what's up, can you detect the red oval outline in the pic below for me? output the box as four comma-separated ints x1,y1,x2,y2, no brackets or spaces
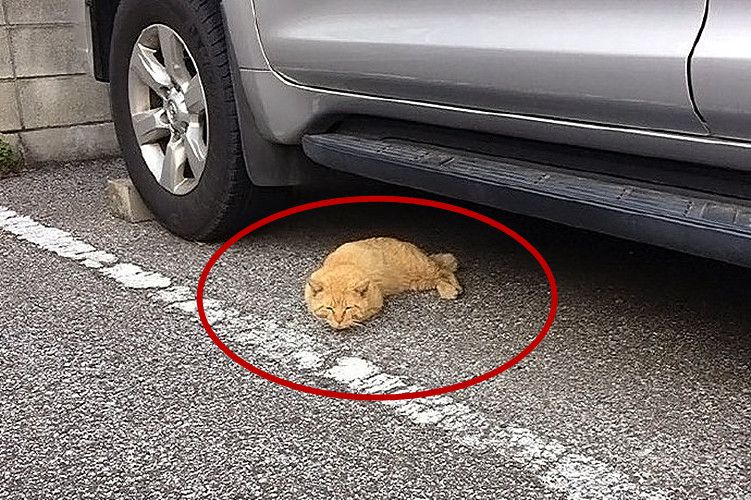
197,196,558,401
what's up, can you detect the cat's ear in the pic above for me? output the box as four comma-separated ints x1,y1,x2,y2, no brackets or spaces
307,279,324,294
354,280,370,296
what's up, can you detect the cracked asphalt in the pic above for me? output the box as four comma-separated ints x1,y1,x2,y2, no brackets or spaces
0,159,749,499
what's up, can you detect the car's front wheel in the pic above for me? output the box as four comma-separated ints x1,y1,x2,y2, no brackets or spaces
109,0,276,240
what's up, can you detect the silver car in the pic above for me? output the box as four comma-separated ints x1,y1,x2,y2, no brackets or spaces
86,0,751,266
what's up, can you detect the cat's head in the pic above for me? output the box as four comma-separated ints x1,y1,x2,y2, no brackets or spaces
305,266,382,330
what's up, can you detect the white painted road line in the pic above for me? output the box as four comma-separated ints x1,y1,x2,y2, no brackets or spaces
0,204,674,500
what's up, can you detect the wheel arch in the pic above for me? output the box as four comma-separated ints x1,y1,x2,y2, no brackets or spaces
87,0,270,78
87,0,121,82
220,0,321,186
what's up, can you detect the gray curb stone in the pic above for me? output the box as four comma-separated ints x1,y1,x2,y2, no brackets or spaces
106,178,154,223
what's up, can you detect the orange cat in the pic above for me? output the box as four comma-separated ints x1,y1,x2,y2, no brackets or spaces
305,237,462,330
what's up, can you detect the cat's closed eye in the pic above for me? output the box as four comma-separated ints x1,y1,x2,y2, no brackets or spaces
314,306,332,318
308,280,324,294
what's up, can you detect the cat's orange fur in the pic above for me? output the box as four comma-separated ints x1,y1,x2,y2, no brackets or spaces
305,237,462,330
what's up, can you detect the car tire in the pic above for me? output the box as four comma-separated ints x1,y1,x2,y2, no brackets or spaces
109,0,279,241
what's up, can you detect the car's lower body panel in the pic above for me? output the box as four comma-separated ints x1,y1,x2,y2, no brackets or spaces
238,69,751,172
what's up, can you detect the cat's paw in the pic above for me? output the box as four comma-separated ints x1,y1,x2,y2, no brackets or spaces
436,280,462,300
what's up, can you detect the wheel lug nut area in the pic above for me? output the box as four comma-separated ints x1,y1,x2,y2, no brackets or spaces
163,89,189,133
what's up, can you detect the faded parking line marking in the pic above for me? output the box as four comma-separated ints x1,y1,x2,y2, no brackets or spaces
0,204,672,500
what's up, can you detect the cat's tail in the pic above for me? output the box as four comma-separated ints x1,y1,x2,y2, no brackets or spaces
431,253,458,273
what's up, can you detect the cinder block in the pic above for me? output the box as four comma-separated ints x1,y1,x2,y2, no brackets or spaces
106,178,154,223
4,0,81,24
19,75,111,128
0,80,20,131
0,28,12,79
19,122,120,163
10,25,87,77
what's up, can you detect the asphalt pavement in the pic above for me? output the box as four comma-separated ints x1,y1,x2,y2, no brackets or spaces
0,159,749,499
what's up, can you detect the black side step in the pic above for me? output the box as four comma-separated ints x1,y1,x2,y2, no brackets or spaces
302,132,751,267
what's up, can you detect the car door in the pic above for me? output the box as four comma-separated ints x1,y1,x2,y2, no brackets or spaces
253,0,708,134
691,0,751,141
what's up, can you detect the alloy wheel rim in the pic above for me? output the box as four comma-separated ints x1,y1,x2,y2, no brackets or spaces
128,24,209,195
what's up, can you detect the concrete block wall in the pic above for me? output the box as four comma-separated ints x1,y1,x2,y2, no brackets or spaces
0,0,120,164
